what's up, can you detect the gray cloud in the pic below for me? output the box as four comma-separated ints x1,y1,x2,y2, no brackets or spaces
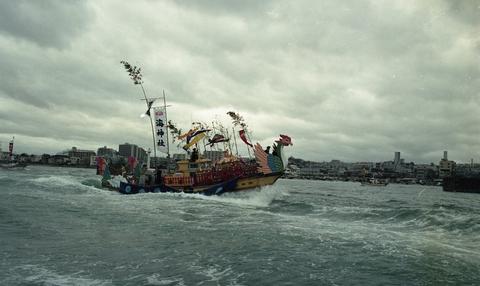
0,0,479,163
0,1,92,48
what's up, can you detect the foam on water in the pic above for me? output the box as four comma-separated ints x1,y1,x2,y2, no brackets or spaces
145,274,186,286
188,184,288,207
189,263,245,286
125,184,289,209
6,265,112,286
28,175,104,193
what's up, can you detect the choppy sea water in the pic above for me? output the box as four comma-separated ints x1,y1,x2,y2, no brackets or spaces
0,166,479,286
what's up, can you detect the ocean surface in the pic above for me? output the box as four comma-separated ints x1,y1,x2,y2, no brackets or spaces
1,166,479,286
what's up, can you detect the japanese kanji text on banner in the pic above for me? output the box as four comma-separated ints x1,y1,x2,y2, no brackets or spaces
153,107,168,154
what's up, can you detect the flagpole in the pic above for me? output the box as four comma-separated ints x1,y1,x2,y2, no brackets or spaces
139,83,157,167
163,90,170,158
232,127,239,156
244,130,252,158
226,128,233,155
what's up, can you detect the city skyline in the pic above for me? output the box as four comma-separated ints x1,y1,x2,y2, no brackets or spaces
0,1,479,163
1,140,475,166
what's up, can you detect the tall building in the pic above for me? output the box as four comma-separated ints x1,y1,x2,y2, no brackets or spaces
118,143,149,163
439,151,455,178
68,147,96,166
137,147,147,164
394,152,401,169
119,143,139,158
97,146,117,158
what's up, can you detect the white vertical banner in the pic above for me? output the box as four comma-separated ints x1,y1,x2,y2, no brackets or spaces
153,107,168,154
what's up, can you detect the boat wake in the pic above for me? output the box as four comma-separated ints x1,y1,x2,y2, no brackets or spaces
27,175,104,193
147,184,289,208
198,185,289,207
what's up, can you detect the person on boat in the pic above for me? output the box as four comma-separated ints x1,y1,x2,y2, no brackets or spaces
190,148,199,162
121,166,127,178
154,168,162,185
145,172,153,186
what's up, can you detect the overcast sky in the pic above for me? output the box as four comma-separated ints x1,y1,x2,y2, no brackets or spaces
0,0,479,163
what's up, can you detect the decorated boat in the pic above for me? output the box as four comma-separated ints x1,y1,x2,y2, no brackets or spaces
97,61,293,195
114,134,292,195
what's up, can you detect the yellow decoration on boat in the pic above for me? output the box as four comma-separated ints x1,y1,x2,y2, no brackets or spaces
182,133,206,150
178,128,198,140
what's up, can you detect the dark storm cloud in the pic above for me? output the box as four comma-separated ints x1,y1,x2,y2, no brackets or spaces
0,1,92,48
446,0,480,25
0,0,478,163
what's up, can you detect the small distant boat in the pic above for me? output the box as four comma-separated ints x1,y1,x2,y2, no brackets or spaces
0,162,27,169
361,178,389,186
0,137,27,170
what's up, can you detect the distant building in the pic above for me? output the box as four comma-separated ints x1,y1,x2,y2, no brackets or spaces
415,164,438,181
298,167,324,178
50,154,70,165
203,150,224,163
67,147,96,166
439,151,456,178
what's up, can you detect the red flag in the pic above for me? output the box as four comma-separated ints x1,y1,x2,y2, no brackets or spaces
239,130,253,147
96,157,106,175
128,156,137,171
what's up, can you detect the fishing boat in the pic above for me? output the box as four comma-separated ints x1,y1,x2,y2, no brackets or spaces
0,137,27,170
99,61,293,195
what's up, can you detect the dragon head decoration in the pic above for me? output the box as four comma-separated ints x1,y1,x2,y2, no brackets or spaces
254,134,293,174
276,134,293,146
